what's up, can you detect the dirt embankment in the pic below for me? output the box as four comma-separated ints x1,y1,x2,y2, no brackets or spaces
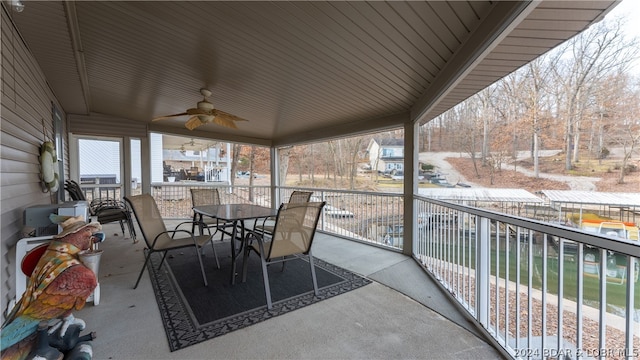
421,151,639,193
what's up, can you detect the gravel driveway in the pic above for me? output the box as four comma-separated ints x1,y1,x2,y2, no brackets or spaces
419,151,601,191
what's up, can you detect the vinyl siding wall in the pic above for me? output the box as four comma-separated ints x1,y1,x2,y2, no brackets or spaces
1,8,67,319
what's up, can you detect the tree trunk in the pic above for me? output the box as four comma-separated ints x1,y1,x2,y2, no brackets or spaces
482,116,489,166
565,119,573,171
279,148,290,187
248,146,255,202
598,123,604,165
573,123,581,163
533,131,540,178
310,144,315,185
230,144,240,186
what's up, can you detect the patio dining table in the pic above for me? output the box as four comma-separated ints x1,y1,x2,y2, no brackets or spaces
193,204,278,284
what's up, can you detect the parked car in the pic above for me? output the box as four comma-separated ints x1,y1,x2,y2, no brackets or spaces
236,171,263,179
310,196,355,218
419,171,440,180
391,171,404,181
324,205,355,218
429,177,454,187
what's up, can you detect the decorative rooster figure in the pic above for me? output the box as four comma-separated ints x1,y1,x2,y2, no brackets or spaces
1,216,104,360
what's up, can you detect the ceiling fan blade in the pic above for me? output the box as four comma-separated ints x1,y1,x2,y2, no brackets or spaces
152,112,189,121
186,108,211,116
154,89,246,130
185,116,207,130
212,109,248,122
212,116,238,129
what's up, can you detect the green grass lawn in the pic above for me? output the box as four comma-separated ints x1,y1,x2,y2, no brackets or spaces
427,237,639,313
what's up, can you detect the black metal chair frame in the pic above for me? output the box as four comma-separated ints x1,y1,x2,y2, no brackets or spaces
64,179,136,241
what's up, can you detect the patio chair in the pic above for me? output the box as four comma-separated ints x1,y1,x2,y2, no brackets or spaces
64,179,136,242
241,201,326,309
253,190,313,237
124,194,217,289
190,188,236,248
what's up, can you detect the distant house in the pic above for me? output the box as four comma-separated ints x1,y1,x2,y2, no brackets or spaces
367,138,404,174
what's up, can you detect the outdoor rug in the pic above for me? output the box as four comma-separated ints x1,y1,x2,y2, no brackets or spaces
147,241,371,351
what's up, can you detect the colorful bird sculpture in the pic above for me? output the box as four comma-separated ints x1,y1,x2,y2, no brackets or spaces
1,216,104,360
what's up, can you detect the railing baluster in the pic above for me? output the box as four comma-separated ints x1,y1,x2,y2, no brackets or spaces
496,220,501,341
542,234,548,357
528,229,533,356
599,248,607,359
515,228,522,353
505,224,510,349
625,255,635,360
558,237,565,357
577,243,584,359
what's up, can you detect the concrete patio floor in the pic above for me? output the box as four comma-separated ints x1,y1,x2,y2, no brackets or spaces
73,221,505,359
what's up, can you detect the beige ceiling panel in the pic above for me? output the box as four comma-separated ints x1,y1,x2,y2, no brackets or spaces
5,0,618,145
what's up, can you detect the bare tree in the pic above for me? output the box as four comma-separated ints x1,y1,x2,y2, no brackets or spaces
476,86,498,166
343,136,365,190
607,76,640,183
450,101,482,177
551,16,638,170
521,58,557,177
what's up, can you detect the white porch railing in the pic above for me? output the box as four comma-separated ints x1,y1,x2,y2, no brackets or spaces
415,196,639,360
145,183,405,250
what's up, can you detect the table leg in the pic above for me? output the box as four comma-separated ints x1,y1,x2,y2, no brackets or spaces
197,214,205,236
230,220,239,285
230,219,248,285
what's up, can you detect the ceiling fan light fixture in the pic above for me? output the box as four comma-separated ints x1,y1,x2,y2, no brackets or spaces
198,114,214,123
12,0,25,12
152,88,248,130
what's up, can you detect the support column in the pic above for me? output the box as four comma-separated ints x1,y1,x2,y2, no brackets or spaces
140,136,151,195
402,121,417,256
270,146,279,210
123,137,132,197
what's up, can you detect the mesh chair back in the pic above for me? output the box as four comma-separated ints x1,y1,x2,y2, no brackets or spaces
267,202,325,259
288,190,312,203
64,180,87,201
124,194,168,248
191,188,221,207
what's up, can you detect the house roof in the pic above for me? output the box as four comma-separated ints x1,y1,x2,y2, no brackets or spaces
540,190,640,207
378,139,405,147
6,1,618,147
419,188,544,203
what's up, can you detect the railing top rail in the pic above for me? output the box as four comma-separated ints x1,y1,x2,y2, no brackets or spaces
80,183,122,188
279,186,401,197
417,195,640,257
150,182,271,188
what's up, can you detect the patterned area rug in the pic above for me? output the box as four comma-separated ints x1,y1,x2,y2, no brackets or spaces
147,243,371,351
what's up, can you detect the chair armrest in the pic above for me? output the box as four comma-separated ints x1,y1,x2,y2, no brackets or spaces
173,220,201,231
244,228,271,243
154,228,202,247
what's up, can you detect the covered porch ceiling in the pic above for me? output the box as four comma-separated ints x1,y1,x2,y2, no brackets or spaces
7,1,618,147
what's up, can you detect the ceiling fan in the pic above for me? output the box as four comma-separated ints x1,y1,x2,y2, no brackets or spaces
152,88,248,130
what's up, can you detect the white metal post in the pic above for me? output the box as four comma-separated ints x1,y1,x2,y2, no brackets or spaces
477,217,490,328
